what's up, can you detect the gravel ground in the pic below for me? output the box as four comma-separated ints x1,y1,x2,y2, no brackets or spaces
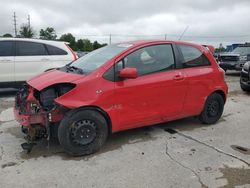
0,71,250,188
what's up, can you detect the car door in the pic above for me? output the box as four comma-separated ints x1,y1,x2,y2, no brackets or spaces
0,40,15,83
14,41,49,82
112,44,188,130
177,44,214,116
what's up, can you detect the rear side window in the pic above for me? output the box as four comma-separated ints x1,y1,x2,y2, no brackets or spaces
46,44,68,55
16,41,48,56
0,41,14,56
178,45,210,68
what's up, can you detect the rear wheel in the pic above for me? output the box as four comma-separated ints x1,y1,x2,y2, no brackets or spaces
58,109,108,156
199,93,224,124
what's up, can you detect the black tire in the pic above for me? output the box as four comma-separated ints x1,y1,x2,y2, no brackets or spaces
199,93,224,124
241,84,250,92
58,109,108,156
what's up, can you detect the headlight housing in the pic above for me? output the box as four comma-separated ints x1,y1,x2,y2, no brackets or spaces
240,55,247,61
35,83,76,111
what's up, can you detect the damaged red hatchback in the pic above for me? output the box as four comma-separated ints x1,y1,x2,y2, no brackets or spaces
14,40,228,156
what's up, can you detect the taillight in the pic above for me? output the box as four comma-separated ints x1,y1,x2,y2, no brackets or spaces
65,43,78,61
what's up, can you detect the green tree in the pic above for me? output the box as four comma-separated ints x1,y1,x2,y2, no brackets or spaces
59,33,76,50
76,39,84,51
215,43,226,53
93,41,101,50
93,41,108,50
82,39,93,51
2,33,13,37
19,24,35,38
39,27,57,40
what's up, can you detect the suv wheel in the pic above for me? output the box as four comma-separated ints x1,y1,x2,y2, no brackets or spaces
240,84,250,92
199,93,224,124
58,109,108,156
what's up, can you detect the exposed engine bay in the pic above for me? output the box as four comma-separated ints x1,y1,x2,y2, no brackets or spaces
15,83,75,152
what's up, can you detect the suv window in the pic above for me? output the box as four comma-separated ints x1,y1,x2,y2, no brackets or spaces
178,45,210,68
0,41,14,56
16,41,48,56
46,44,68,55
120,44,175,76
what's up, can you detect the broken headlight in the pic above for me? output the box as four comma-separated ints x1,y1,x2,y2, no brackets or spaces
36,83,75,111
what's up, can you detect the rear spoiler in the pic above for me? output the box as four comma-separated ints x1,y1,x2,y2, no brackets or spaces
202,45,215,54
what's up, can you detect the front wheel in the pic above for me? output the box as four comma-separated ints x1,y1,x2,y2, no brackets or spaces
199,93,225,124
241,84,250,92
58,109,108,156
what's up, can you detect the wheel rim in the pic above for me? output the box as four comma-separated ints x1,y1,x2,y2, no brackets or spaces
207,100,220,117
70,120,96,145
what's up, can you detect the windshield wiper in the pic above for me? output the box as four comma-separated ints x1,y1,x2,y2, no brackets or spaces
65,64,84,74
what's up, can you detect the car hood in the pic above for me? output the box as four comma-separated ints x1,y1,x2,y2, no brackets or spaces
27,69,84,91
219,53,240,57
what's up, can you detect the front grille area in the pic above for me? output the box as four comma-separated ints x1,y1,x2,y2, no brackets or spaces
219,55,239,62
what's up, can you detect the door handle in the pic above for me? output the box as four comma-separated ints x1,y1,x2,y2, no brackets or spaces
173,74,184,81
0,59,12,62
41,58,50,61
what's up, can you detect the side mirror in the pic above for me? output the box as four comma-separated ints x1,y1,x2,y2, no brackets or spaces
119,67,138,79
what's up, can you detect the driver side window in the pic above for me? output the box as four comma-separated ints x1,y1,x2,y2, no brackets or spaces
119,44,175,76
103,44,176,82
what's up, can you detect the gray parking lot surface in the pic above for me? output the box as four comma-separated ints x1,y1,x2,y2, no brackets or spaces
0,71,250,188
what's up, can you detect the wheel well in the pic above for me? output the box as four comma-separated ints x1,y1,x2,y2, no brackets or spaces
212,90,226,103
73,106,112,135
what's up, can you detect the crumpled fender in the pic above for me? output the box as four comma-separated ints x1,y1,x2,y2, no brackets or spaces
55,97,96,109
53,81,103,109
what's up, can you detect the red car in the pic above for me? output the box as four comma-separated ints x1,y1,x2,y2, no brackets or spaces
14,40,228,156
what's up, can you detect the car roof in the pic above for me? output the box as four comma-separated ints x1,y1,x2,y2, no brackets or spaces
0,37,68,45
116,40,205,51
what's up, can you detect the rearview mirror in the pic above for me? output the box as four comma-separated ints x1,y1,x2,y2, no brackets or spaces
119,67,138,79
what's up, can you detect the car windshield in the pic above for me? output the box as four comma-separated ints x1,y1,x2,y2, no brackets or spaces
70,44,132,73
232,46,250,55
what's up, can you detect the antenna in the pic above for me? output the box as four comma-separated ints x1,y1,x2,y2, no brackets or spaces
178,26,189,41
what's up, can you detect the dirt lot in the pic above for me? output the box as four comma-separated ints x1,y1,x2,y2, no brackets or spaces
0,72,250,188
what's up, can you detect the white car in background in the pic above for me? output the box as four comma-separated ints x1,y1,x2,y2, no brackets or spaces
0,38,77,88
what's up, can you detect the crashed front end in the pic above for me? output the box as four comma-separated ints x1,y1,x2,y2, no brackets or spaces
14,83,75,151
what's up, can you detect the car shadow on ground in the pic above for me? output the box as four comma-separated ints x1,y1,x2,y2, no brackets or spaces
225,71,241,77
0,88,18,98
14,117,212,161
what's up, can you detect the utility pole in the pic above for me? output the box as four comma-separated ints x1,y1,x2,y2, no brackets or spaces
164,34,167,40
13,12,17,37
109,34,112,45
27,14,31,29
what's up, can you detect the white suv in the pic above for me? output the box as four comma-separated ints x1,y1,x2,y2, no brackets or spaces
0,38,77,88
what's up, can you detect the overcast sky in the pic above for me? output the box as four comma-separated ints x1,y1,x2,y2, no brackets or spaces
1,0,250,46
